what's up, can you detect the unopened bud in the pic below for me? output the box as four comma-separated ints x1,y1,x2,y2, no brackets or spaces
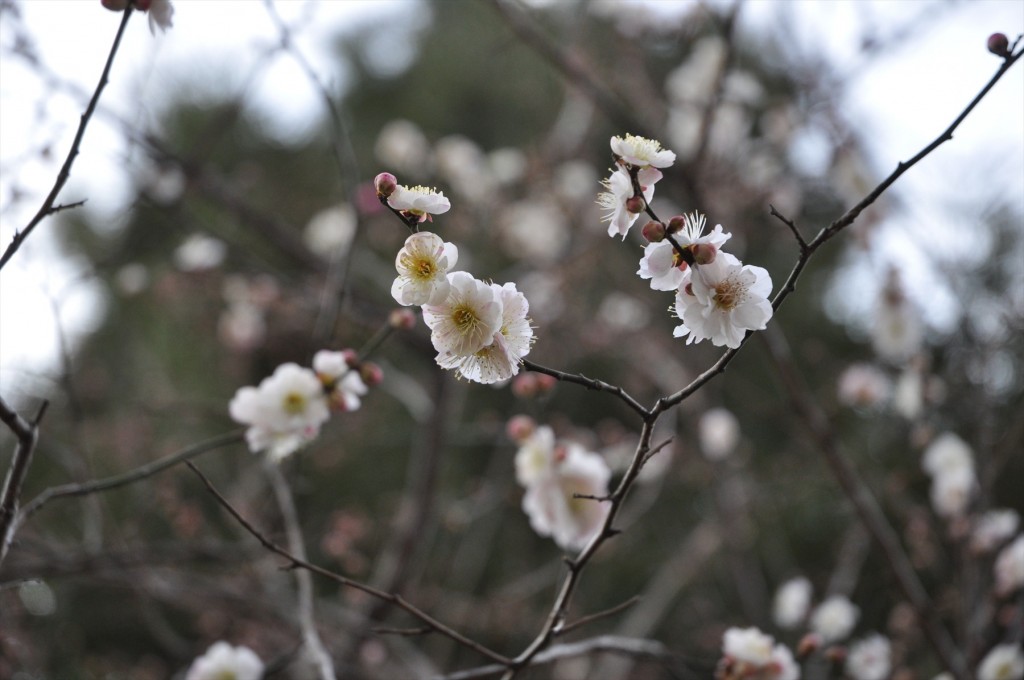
666,215,687,234
511,373,539,399
101,0,130,10
506,414,536,442
374,172,398,198
824,646,847,664
641,220,666,243
359,362,383,386
624,195,645,214
797,633,822,659
388,308,417,330
341,349,359,367
133,0,153,10
988,33,1010,57
535,373,557,393
691,242,717,265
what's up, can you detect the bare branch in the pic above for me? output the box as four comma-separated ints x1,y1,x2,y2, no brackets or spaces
522,360,648,418
0,8,133,271
0,396,48,570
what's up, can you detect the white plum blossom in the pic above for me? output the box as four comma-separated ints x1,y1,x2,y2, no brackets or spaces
422,272,503,358
872,270,923,364
185,641,263,680
521,442,611,551
846,635,892,680
720,627,800,680
809,595,859,643
514,425,557,487
229,363,330,462
598,165,661,239
773,577,813,629
929,466,976,518
387,184,451,222
994,534,1024,596
838,363,892,409
437,282,533,384
391,231,459,306
977,644,1024,680
611,133,676,168
699,407,741,461
972,510,1021,553
312,350,369,412
673,252,774,349
922,433,975,479
673,212,731,250
637,241,687,291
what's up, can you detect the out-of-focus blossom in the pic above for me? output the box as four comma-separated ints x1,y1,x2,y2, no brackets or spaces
218,303,265,352
892,365,924,420
720,627,800,680
520,441,611,551
846,634,892,680
115,263,149,296
185,641,263,680
514,425,556,486
837,363,891,409
437,282,534,384
147,0,174,34
673,252,773,349
312,350,368,412
972,510,1020,553
422,272,503,358
773,577,813,629
229,364,330,462
387,184,451,223
174,234,227,272
872,270,923,364
611,133,676,168
435,134,494,203
977,643,1024,680
498,200,569,264
598,165,661,239
699,407,741,462
391,231,459,306
994,534,1024,596
375,120,430,175
809,595,859,643
922,433,974,478
929,466,976,518
304,204,356,258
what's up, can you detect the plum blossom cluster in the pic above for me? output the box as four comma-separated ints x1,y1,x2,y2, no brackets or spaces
718,626,799,680
509,417,611,552
598,134,773,349
185,641,263,680
378,173,535,384
229,350,372,462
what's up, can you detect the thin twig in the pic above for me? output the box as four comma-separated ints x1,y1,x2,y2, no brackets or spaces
0,8,133,271
557,596,641,636
522,360,648,418
768,204,808,253
0,397,48,569
186,462,511,666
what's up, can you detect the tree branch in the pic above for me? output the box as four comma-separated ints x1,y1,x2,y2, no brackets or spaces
0,397,48,570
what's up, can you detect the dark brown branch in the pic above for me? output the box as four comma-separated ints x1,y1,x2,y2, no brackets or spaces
558,596,641,636
0,8,133,271
0,397,48,569
521,360,648,418
186,462,511,666
769,204,808,253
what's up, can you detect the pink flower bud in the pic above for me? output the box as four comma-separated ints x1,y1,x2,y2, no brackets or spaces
341,349,359,367
797,633,822,658
624,195,645,214
374,172,398,198
101,0,130,10
388,308,417,330
359,362,383,386
511,373,539,398
535,373,557,393
691,242,717,265
641,220,666,243
133,0,153,10
505,414,536,442
988,33,1010,57
666,215,687,234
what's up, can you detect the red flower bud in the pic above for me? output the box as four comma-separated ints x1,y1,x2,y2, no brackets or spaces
624,195,645,214
988,33,1010,57
511,373,539,399
374,172,398,198
641,220,666,243
691,242,717,265
666,215,687,234
505,414,536,442
341,349,359,367
535,373,557,393
797,633,822,659
359,362,383,386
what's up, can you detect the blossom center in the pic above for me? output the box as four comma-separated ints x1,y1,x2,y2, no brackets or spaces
282,391,307,415
401,253,435,280
712,277,746,311
452,306,481,336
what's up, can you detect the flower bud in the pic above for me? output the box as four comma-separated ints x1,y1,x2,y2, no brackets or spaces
359,361,383,386
624,195,645,214
641,220,666,243
505,414,536,442
825,645,847,664
691,242,717,265
133,0,153,9
374,172,398,198
797,633,822,659
511,373,539,399
988,33,1010,57
666,215,687,234
388,308,417,330
535,373,557,393
101,0,130,10
341,349,359,367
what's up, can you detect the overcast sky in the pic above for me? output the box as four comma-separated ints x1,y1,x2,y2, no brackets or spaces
1,0,1021,400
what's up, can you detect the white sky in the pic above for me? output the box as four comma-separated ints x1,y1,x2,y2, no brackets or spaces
1,0,1022,401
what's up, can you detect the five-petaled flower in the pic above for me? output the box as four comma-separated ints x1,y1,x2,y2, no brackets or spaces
387,184,451,223
422,272,504,358
611,133,677,169
391,231,459,306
